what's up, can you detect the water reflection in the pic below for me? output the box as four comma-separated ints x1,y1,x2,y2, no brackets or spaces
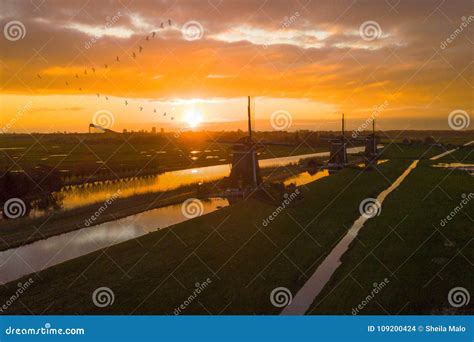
26,146,368,215
0,198,229,284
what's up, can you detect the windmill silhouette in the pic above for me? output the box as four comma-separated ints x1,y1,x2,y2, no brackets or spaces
215,97,293,189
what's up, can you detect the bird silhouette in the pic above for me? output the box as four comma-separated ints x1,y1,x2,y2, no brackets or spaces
96,93,100,97
104,64,108,68
116,56,120,62
139,46,143,52
92,67,96,73
168,19,171,26
171,117,174,120
65,81,69,86
163,112,166,116
146,36,149,41
125,100,128,106
75,73,79,78
132,52,136,59
153,109,157,113
79,87,82,91
37,74,41,79
84,69,87,75
160,23,164,29
106,96,109,100
152,32,156,38
140,107,143,111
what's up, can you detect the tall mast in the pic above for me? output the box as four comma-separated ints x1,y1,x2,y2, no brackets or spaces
247,96,252,140
342,113,345,140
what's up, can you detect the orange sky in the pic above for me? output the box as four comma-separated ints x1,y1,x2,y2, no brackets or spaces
0,0,472,132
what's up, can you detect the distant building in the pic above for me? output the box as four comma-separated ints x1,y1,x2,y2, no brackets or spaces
160,128,164,134
123,129,127,133
151,127,156,134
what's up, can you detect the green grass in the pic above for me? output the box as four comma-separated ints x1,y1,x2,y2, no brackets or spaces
0,160,409,314
309,154,474,314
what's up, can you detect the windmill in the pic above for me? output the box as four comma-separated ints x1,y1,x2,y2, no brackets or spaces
214,97,293,190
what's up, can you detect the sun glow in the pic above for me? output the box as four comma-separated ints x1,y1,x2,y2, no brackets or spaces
184,109,203,128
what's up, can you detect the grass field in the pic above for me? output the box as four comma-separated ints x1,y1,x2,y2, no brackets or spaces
0,144,471,315
310,150,473,314
0,158,410,314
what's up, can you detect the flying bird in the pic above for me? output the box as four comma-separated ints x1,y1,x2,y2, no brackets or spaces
104,64,108,68
132,52,136,59
79,87,82,91
37,74,41,79
84,69,87,75
75,73,79,78
153,109,156,113
152,32,156,38
106,96,109,100
125,100,128,106
160,23,164,28
65,81,69,86
139,46,143,52
116,56,120,62
92,67,96,73
96,93,100,97
139,107,143,111
163,112,166,116
168,19,171,26
146,36,149,41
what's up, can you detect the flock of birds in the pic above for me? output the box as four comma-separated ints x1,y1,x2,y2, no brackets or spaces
36,19,175,122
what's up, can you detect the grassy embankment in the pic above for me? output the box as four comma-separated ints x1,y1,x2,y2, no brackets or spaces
1,158,410,314
309,148,473,314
